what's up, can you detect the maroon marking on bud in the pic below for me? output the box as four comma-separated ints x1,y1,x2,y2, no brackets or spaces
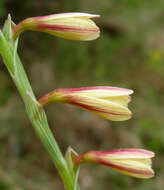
38,90,56,106
90,149,154,158
66,96,130,116
37,24,99,33
56,86,133,93
31,13,100,21
73,154,85,165
98,159,154,177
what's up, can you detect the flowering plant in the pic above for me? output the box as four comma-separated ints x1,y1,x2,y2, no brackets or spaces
0,13,155,190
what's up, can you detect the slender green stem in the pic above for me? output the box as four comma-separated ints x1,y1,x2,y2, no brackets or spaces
0,29,80,190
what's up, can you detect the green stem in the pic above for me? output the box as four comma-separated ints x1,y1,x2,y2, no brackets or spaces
0,29,79,190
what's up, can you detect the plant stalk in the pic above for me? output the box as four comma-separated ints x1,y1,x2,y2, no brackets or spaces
0,28,79,190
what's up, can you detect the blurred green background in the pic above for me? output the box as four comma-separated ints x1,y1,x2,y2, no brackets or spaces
0,0,164,189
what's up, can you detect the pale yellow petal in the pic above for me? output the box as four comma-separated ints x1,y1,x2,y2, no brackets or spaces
69,95,132,121
103,96,131,107
40,12,100,21
74,89,133,98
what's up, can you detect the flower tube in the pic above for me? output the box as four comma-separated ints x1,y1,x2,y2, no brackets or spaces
13,12,100,40
38,86,133,121
73,149,155,179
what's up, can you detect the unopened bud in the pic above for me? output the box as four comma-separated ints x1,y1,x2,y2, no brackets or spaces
73,149,155,179
38,86,133,121
13,12,100,41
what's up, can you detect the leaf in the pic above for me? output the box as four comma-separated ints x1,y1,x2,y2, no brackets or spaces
2,14,15,43
65,147,80,190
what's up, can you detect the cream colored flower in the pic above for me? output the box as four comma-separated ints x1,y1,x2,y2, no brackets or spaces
38,86,133,121
13,12,100,40
73,148,155,179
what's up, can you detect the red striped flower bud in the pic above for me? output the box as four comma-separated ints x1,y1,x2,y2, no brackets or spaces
13,12,100,40
73,149,155,179
38,86,133,121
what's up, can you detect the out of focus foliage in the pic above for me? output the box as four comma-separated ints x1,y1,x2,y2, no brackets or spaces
0,0,164,189
0,0,6,17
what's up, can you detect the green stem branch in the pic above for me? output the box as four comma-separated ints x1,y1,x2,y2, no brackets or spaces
0,25,79,190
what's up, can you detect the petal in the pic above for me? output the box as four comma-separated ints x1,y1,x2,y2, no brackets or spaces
66,95,132,121
35,12,100,21
99,158,154,179
98,149,155,159
104,96,131,107
61,86,133,98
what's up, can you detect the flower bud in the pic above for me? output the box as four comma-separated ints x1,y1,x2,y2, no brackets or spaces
73,149,155,179
13,12,100,40
38,86,133,121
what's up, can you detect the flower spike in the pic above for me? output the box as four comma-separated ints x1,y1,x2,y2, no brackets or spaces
73,149,155,179
13,12,100,40
38,86,133,121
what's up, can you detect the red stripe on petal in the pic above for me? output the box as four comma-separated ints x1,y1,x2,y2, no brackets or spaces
99,159,154,177
56,86,133,93
34,13,100,21
37,24,99,33
93,149,154,158
67,98,130,117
